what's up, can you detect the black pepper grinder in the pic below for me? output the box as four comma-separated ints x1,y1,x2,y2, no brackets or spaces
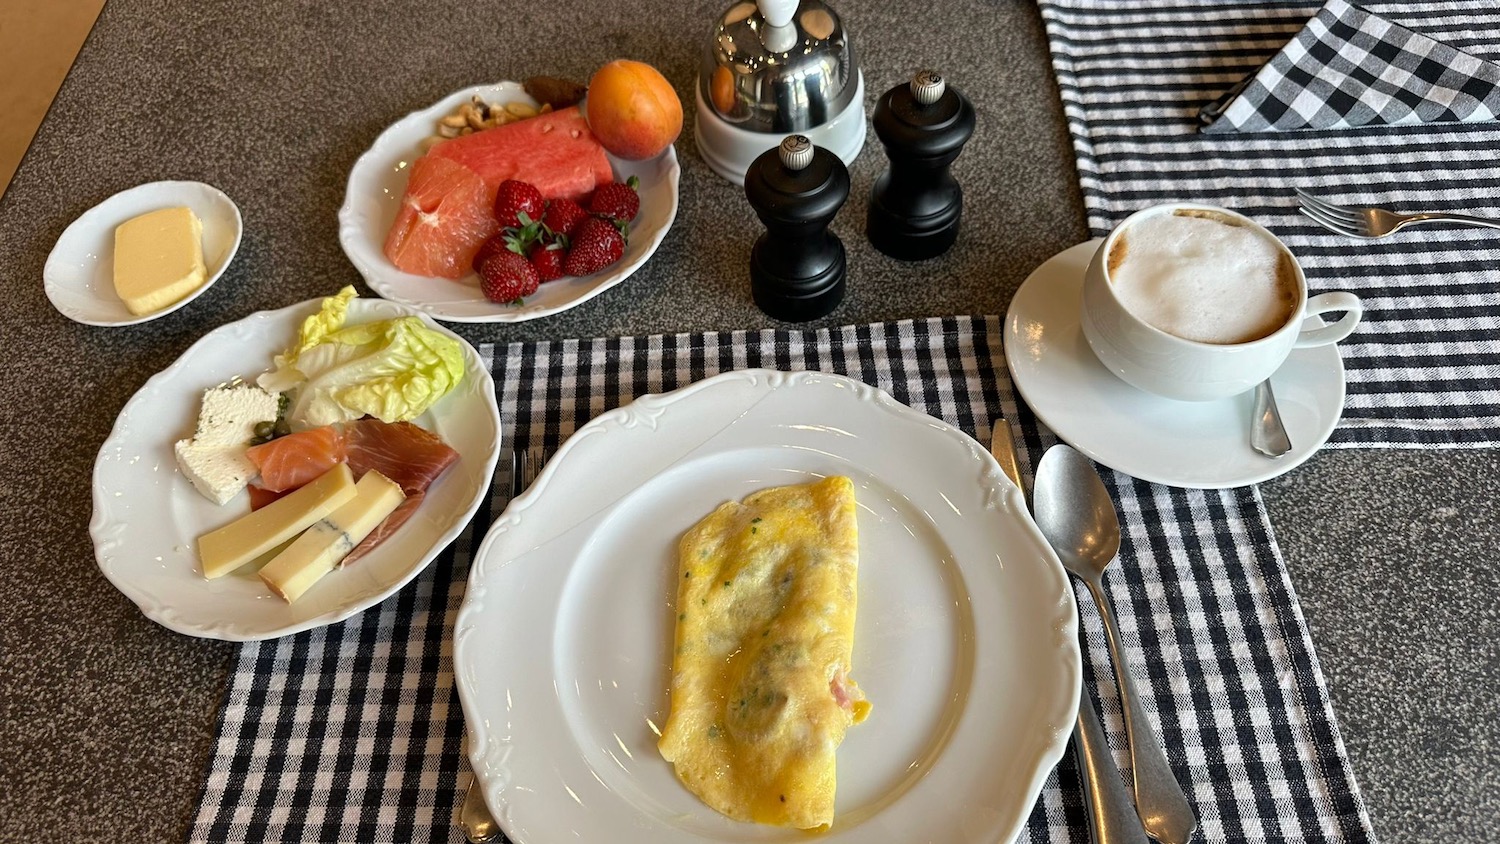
745,135,850,321
867,70,977,261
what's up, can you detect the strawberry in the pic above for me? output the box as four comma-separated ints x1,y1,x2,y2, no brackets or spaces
494,180,545,228
479,252,539,303
542,198,590,237
587,175,640,223
562,216,625,276
471,234,510,274
529,237,568,282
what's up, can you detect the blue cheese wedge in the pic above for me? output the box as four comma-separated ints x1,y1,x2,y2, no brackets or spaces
113,206,208,315
175,384,280,505
198,463,357,578
259,470,406,602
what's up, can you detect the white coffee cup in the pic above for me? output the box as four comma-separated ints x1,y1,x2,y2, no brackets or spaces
1080,203,1361,402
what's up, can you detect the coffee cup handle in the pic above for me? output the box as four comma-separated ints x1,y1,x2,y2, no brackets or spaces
1294,292,1362,348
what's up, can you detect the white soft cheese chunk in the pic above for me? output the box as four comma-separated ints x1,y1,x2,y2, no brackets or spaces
199,464,357,578
192,385,280,446
259,471,406,602
175,384,280,504
175,442,259,506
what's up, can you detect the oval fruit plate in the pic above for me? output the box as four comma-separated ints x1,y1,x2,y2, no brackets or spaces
339,81,680,323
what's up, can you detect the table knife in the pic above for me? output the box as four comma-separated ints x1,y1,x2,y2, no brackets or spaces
988,421,1149,844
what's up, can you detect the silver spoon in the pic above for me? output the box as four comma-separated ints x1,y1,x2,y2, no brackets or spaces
1033,445,1197,844
1250,380,1292,458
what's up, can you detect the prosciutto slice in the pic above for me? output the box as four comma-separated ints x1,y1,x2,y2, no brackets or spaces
344,419,459,496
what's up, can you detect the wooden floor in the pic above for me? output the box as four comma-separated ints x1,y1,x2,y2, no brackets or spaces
0,0,106,201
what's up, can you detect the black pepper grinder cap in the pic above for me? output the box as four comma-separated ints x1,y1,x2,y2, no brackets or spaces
745,137,849,226
873,70,976,159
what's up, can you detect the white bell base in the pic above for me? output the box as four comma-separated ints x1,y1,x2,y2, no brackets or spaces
694,72,867,186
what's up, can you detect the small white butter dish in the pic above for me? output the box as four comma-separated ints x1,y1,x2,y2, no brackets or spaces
44,180,243,326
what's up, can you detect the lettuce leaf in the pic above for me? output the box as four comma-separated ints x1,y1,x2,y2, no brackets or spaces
258,287,466,428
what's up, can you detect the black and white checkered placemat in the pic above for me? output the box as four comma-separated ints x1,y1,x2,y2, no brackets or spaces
192,318,1372,843
1037,0,1500,447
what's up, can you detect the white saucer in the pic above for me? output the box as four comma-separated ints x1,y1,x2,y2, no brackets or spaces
1005,240,1346,489
44,180,243,326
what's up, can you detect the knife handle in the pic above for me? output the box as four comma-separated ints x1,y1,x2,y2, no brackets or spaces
1076,684,1152,844
989,420,1027,506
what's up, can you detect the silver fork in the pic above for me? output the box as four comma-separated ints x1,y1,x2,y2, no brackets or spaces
459,446,542,844
1296,187,1500,239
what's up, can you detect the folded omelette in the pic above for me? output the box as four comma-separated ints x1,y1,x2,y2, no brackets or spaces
659,475,870,830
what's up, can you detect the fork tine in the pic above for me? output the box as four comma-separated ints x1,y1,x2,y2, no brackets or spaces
1297,205,1356,233
522,447,544,489
1298,206,1376,239
1294,188,1362,222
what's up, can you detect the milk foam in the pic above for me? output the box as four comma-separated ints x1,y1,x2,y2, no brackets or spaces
1108,211,1297,345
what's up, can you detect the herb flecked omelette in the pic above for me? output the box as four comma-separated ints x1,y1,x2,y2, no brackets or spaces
658,475,870,830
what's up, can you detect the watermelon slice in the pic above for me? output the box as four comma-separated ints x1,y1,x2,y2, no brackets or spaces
383,155,500,279
429,106,613,202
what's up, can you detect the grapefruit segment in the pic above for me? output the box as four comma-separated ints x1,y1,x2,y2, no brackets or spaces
383,155,500,279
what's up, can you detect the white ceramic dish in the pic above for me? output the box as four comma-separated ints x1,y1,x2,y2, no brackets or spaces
44,180,242,326
1006,240,1346,489
339,81,680,323
90,297,502,641
454,369,1080,844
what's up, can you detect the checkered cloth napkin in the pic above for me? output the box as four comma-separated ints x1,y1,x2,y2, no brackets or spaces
191,318,1371,843
1200,0,1500,132
1037,0,1500,447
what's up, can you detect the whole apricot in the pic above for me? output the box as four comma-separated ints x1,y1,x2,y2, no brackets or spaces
585,60,683,161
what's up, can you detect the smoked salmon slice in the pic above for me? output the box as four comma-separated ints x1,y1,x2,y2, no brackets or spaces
246,427,347,493
383,155,500,279
345,419,459,496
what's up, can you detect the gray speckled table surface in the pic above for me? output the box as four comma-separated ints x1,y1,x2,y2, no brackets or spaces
1,1,1496,841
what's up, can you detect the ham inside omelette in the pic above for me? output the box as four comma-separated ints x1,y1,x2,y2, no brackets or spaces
658,476,870,830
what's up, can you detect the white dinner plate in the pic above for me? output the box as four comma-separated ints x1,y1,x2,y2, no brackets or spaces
1005,240,1346,489
90,297,502,641
454,369,1080,844
339,81,680,323
44,180,243,326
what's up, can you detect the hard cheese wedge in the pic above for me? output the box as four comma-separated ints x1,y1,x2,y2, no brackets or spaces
198,463,356,579
113,206,208,315
259,470,406,603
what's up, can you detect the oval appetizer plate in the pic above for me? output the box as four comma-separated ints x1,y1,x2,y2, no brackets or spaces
45,180,243,326
339,81,680,323
90,297,501,641
454,369,1081,844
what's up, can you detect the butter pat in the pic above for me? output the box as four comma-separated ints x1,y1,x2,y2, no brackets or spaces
199,463,357,578
113,206,207,315
260,471,406,602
